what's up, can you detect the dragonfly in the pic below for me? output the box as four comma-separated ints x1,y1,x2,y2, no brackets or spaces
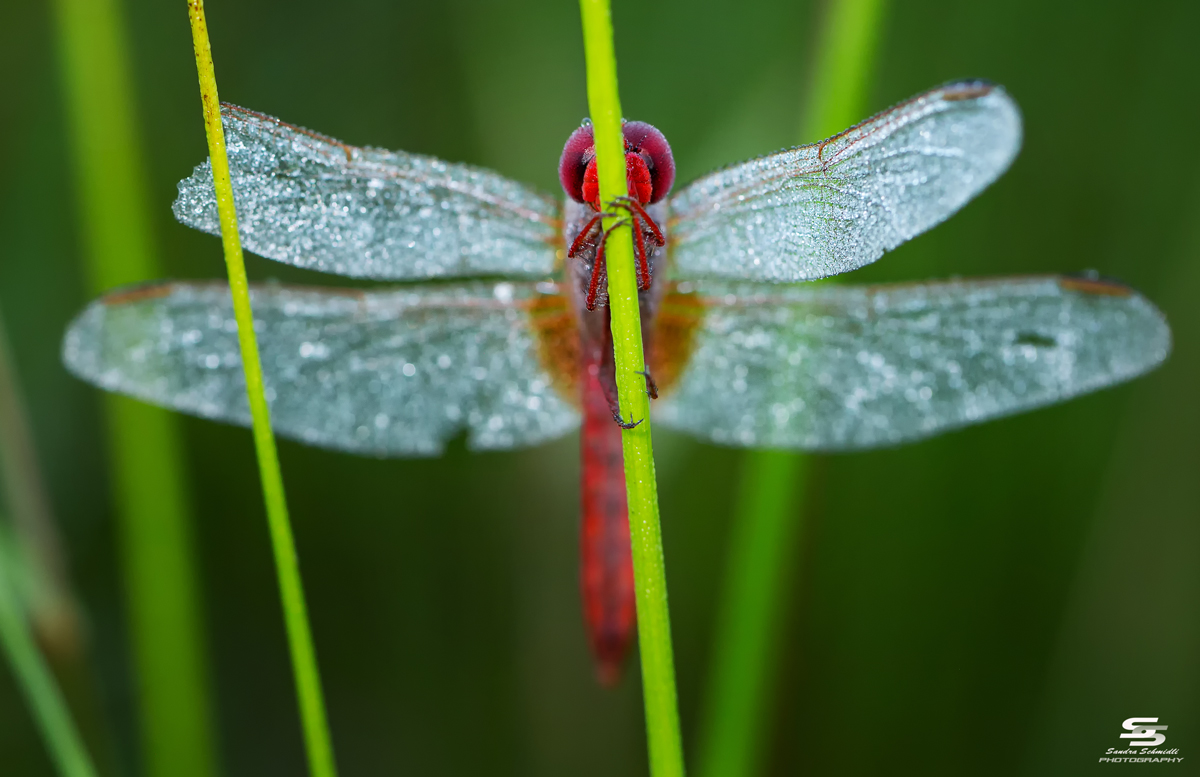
62,81,1171,684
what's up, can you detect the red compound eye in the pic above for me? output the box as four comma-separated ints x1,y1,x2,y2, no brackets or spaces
622,121,674,203
559,123,595,203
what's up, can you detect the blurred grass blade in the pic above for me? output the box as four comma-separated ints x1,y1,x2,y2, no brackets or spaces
0,304,123,772
578,2,684,776
802,0,888,141
698,2,887,777
50,0,219,774
0,524,97,777
697,452,807,777
185,3,338,776
0,307,81,666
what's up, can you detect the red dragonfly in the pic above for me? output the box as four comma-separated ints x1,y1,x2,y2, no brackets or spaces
63,82,1170,683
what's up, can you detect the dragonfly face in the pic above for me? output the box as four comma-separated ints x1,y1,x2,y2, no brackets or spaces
61,81,1172,682
560,121,674,316
559,120,676,209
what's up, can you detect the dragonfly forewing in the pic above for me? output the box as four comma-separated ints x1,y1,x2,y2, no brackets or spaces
62,281,580,455
668,82,1022,282
173,105,562,281
653,277,1170,450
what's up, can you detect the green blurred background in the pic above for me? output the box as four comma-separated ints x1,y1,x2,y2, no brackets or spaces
1,0,1198,774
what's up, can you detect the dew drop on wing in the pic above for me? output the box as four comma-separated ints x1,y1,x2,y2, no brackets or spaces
667,83,1023,284
60,281,581,457
653,277,1170,451
172,105,562,282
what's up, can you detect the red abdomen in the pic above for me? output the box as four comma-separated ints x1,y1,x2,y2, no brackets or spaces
580,361,635,685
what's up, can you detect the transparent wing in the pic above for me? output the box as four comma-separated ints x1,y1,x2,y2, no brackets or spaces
653,277,1170,450
173,105,562,280
62,281,580,456
668,82,1022,282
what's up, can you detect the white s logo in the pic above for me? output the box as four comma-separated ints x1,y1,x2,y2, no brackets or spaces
1120,718,1168,747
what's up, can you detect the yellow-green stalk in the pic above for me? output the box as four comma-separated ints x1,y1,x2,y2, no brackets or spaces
578,2,685,776
186,2,338,775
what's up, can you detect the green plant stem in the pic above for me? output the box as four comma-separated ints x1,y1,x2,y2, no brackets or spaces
51,0,218,773
697,452,806,777
0,307,121,775
578,2,684,776
803,0,888,141
698,2,887,777
186,3,337,776
0,308,80,663
0,536,97,777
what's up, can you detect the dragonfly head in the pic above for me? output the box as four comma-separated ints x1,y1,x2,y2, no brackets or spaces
560,120,675,210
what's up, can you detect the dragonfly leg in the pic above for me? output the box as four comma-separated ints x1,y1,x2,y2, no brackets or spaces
569,210,625,258
634,366,659,399
611,411,643,430
630,215,652,291
584,217,631,311
567,214,603,258
598,318,645,430
584,234,607,311
613,195,665,246
608,195,661,292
